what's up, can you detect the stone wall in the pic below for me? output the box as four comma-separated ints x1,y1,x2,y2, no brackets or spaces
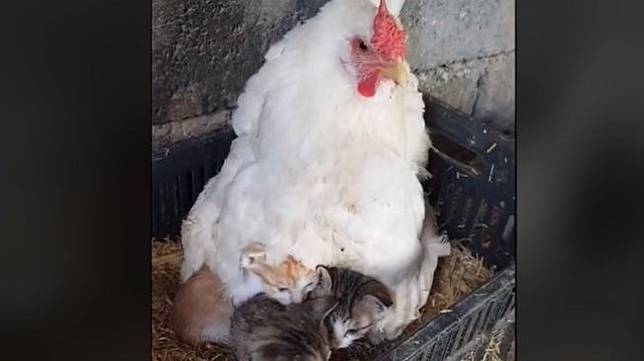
404,0,515,131
152,0,514,148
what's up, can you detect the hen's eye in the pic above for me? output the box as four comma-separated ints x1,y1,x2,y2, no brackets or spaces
358,40,368,51
278,287,289,292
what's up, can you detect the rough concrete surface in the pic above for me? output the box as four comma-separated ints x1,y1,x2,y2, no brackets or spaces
152,109,231,148
472,50,515,130
152,0,514,145
403,0,515,130
402,0,514,69
152,0,329,125
417,50,515,130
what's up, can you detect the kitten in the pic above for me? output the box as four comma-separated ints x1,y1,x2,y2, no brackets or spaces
239,242,320,305
170,244,319,344
170,265,233,344
231,293,337,361
310,266,393,349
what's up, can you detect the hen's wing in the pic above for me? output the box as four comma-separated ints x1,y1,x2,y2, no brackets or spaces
180,23,308,281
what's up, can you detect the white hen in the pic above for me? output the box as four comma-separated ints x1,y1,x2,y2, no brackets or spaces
180,0,448,339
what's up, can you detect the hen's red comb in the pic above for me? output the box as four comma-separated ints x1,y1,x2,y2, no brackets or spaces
371,0,406,61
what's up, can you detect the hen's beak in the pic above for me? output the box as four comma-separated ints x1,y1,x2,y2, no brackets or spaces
380,61,407,87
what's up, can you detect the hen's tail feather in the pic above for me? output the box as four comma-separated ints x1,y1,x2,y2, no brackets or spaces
426,234,451,257
381,232,451,339
180,216,215,282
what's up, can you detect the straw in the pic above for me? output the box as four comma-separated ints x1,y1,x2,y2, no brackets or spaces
151,240,492,361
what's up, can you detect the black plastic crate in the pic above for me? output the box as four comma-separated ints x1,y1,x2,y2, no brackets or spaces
152,129,235,240
151,100,516,360
422,98,515,272
373,265,515,361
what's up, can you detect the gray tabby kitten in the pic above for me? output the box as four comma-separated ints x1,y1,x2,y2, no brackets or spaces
311,266,393,349
231,293,337,361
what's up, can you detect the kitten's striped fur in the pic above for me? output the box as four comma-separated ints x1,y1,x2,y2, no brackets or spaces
231,294,337,361
311,266,393,349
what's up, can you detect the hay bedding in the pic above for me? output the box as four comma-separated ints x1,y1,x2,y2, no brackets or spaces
152,241,492,361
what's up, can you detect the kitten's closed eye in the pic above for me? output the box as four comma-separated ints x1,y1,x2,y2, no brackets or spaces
301,282,317,300
344,324,371,337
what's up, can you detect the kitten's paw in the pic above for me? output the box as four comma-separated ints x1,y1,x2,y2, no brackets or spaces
368,328,385,345
384,324,407,340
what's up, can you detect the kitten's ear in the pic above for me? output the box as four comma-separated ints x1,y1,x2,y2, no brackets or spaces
240,242,273,282
356,282,393,318
240,242,267,269
315,265,333,292
356,294,390,320
363,282,393,308
310,295,338,322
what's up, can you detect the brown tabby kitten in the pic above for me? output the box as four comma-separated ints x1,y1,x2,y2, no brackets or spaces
311,266,394,349
231,293,337,361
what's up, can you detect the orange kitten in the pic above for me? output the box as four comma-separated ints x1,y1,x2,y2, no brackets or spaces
240,242,320,305
170,265,232,344
170,243,319,344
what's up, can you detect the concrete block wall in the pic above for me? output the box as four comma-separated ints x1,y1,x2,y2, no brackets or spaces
403,0,515,131
152,0,515,148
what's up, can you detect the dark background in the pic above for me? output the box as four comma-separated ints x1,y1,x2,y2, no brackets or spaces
1,0,643,360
